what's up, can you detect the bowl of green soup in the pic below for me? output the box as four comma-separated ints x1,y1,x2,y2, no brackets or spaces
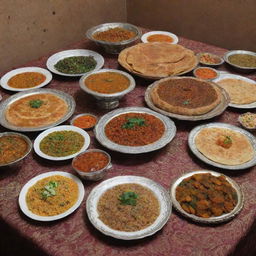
224,50,256,72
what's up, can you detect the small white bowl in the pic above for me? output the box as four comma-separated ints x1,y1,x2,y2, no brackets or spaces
0,67,52,92
193,67,219,81
141,31,178,44
72,149,112,181
34,125,90,161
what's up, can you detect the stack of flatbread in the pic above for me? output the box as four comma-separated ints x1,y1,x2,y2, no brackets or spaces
118,43,198,79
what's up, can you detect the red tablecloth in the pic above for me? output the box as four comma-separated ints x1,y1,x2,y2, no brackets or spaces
1,31,256,256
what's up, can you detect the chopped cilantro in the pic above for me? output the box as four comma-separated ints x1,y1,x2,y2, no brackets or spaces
119,191,138,206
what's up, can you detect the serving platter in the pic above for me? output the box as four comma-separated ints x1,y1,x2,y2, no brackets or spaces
213,73,256,109
19,171,85,221
34,125,90,161
145,79,230,121
188,122,256,170
86,175,172,240
0,89,76,132
94,107,176,154
0,67,52,91
170,170,244,224
46,49,104,77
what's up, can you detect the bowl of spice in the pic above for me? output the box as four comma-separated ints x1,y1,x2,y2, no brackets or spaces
72,149,112,181
197,52,224,67
70,113,98,130
141,31,178,44
193,67,219,81
224,50,256,72
46,49,104,77
238,112,256,130
79,68,136,109
86,22,141,54
0,132,32,167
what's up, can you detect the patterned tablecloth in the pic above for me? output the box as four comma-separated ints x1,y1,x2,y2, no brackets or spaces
0,30,256,256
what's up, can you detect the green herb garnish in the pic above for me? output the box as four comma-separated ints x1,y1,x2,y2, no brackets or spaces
29,99,43,108
183,100,190,105
54,56,97,74
119,191,138,206
41,181,58,200
223,136,232,144
122,117,146,129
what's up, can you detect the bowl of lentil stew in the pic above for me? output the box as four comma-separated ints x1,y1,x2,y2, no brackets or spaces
193,67,219,81
86,23,141,54
170,170,244,224
34,125,90,161
224,50,256,72
0,132,32,167
70,113,98,130
80,69,136,109
72,149,112,181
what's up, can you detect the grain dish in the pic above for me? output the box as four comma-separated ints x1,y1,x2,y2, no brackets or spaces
97,183,160,232
150,77,222,115
5,93,68,128
86,175,172,240
118,43,198,79
26,175,79,216
19,171,85,221
195,127,254,165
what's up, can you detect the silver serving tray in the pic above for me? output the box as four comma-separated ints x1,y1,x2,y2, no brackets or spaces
213,73,256,109
145,77,230,121
170,170,244,224
0,89,76,132
86,175,172,240
223,50,256,72
188,122,256,170
94,107,176,154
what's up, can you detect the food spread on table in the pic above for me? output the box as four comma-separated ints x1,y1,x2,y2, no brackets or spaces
1,22,255,242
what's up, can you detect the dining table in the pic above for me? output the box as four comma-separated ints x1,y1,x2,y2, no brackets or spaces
0,28,256,256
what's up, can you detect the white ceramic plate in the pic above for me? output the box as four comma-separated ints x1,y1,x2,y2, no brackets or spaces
170,170,244,224
46,49,104,77
141,31,178,44
19,171,85,221
34,125,90,160
86,175,172,240
213,73,256,109
0,67,52,92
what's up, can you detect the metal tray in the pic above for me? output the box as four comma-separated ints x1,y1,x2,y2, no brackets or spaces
86,175,172,240
94,107,176,154
0,89,76,132
145,77,230,121
170,170,244,224
213,73,256,109
188,122,256,170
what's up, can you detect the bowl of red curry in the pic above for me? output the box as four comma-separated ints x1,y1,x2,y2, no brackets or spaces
72,149,112,181
86,22,141,54
0,132,32,167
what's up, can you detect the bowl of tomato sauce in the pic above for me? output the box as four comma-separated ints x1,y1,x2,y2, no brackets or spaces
72,149,112,181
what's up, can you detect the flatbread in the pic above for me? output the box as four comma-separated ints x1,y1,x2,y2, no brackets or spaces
5,93,68,127
118,42,197,78
216,78,256,104
150,77,222,115
195,127,254,165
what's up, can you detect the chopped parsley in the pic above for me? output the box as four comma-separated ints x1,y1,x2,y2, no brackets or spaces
41,181,58,200
183,100,190,105
119,191,138,206
223,136,232,144
122,117,146,129
29,99,43,108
